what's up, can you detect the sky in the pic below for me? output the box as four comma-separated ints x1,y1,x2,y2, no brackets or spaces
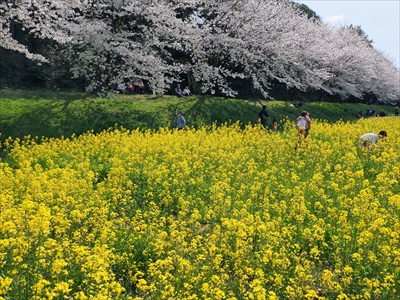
297,0,400,69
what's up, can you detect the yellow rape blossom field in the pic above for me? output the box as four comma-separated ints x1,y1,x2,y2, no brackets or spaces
1,117,400,299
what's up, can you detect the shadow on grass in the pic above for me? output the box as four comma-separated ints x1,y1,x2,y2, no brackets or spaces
0,89,86,101
165,96,260,129
0,98,165,155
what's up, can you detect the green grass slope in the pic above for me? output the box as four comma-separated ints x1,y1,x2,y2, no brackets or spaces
0,89,397,144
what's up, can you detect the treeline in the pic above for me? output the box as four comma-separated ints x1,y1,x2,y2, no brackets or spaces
0,0,399,103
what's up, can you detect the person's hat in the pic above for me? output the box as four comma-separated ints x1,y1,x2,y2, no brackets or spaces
178,110,182,113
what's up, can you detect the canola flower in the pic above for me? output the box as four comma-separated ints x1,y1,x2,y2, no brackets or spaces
0,117,399,299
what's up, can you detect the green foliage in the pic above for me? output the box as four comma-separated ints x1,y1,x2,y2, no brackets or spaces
295,3,321,20
343,24,374,47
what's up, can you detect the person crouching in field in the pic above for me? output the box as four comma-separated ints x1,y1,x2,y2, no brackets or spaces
358,131,387,149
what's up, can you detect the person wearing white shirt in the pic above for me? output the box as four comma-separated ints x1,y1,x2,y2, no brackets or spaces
358,131,387,148
296,111,307,137
183,86,192,96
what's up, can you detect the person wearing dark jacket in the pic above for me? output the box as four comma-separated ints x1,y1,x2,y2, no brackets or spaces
258,105,270,128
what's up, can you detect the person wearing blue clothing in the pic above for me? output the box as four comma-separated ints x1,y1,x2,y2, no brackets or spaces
175,84,185,97
176,110,186,130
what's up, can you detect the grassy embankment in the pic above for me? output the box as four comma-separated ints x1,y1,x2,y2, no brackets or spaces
0,89,396,144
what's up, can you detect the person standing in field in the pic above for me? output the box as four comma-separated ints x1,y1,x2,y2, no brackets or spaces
139,78,144,94
126,81,134,94
271,119,278,132
296,111,307,137
176,110,186,130
156,74,165,97
358,131,387,148
134,78,144,94
304,112,311,138
395,106,399,116
258,105,270,128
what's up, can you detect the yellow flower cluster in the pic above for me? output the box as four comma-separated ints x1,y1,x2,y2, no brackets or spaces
0,117,399,299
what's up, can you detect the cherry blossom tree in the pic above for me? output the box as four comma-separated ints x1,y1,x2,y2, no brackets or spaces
312,24,399,102
1,0,398,102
